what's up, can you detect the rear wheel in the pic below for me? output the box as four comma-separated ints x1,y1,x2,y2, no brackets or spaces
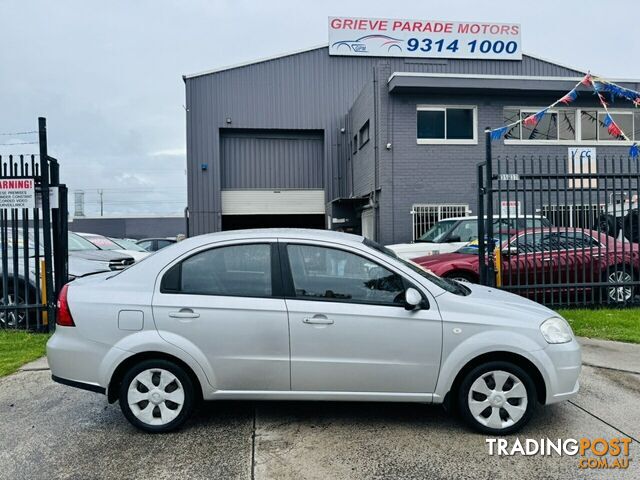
0,285,39,330
119,359,195,433
458,361,536,435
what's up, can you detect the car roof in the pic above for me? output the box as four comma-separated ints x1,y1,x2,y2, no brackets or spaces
169,228,366,249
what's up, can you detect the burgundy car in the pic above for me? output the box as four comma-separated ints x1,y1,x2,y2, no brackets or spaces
413,228,639,304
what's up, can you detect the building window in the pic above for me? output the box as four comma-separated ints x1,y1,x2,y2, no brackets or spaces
417,106,477,144
504,108,638,144
359,120,370,148
352,134,358,154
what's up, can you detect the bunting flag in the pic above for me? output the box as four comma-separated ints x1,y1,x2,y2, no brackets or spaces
559,89,578,104
489,72,640,158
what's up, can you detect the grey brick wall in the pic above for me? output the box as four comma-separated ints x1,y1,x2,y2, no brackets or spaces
375,86,639,245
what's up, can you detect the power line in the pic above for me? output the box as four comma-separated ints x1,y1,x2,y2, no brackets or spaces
0,130,37,136
0,141,39,146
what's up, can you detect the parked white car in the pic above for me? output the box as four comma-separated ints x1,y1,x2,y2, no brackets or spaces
387,215,552,260
75,232,150,262
48,229,580,434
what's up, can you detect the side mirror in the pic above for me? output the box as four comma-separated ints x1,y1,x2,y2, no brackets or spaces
501,246,518,257
404,287,423,310
447,235,461,243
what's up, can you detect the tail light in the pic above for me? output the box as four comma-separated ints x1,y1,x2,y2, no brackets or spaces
56,284,75,327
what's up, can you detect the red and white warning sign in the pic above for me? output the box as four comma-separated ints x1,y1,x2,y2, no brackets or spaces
0,179,35,209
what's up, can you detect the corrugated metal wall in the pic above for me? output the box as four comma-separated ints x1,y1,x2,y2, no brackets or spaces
185,47,585,235
220,130,323,189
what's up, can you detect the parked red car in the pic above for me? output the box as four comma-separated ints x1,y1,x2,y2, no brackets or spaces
412,228,639,304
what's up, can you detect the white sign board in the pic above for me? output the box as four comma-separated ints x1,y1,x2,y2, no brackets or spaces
329,17,521,59
36,186,59,209
500,200,521,217
0,179,35,209
568,147,597,188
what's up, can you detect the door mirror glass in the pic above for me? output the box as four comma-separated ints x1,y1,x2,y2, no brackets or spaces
501,246,519,257
404,287,422,310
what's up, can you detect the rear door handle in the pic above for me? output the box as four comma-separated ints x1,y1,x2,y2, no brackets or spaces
303,315,334,325
169,308,200,319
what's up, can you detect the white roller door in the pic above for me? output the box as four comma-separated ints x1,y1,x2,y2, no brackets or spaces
221,189,325,215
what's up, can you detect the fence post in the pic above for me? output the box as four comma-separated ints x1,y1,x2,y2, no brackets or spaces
477,162,486,285
484,128,495,287
37,117,56,331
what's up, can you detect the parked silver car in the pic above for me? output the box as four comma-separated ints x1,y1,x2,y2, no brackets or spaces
47,229,581,434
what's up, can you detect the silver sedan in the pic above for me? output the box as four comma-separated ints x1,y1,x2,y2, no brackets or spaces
47,229,581,434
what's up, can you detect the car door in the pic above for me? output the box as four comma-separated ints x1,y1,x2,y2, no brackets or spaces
281,241,442,394
152,241,291,391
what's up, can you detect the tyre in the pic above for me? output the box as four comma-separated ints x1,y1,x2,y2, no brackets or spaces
458,361,536,435
119,359,195,433
603,265,636,304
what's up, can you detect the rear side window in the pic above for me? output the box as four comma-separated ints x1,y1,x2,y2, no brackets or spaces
157,239,173,249
161,244,272,297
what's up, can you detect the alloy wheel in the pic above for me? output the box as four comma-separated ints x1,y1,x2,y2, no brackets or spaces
0,294,26,328
127,368,185,426
467,370,528,430
607,270,633,303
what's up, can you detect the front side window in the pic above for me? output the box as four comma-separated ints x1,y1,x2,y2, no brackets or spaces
417,106,476,142
163,243,272,297
286,244,406,305
446,220,478,243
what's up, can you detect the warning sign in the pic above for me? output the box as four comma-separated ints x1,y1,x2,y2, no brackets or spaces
0,179,36,209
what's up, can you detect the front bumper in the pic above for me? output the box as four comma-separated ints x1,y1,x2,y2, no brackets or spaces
535,338,582,404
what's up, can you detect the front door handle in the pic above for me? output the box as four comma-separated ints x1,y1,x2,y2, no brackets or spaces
169,308,200,319
303,315,334,325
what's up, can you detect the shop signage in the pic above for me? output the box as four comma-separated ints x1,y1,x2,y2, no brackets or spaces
0,179,35,209
329,17,522,60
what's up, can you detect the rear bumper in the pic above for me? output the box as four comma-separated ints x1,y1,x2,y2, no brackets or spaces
51,375,105,394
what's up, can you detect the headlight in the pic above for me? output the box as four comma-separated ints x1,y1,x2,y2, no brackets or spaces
540,317,574,344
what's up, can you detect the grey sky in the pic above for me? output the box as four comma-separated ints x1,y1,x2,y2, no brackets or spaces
1,0,638,216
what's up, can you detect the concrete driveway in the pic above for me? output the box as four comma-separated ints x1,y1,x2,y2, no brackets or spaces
0,338,638,480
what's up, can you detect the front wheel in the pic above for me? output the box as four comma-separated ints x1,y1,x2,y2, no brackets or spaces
119,359,195,433
458,361,536,435
603,266,636,304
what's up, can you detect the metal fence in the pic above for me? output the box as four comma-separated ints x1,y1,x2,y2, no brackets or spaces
478,149,640,307
0,118,68,331
411,204,470,241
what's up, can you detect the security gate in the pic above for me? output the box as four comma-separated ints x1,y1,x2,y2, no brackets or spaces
478,146,640,307
0,118,68,331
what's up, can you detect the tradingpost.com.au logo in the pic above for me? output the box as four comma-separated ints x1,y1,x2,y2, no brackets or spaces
487,437,633,470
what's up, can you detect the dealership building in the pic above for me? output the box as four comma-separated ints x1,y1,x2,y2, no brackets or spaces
184,20,639,244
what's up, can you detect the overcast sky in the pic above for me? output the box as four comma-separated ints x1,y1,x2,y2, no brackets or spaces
1,0,638,217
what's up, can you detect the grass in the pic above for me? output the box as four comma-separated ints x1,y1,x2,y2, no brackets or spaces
0,330,50,378
558,308,640,344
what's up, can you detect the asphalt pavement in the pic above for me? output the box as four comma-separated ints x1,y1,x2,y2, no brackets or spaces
0,338,638,480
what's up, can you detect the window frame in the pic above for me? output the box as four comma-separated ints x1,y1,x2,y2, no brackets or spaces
416,105,478,145
278,241,423,308
358,120,370,148
503,107,636,146
159,241,283,299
